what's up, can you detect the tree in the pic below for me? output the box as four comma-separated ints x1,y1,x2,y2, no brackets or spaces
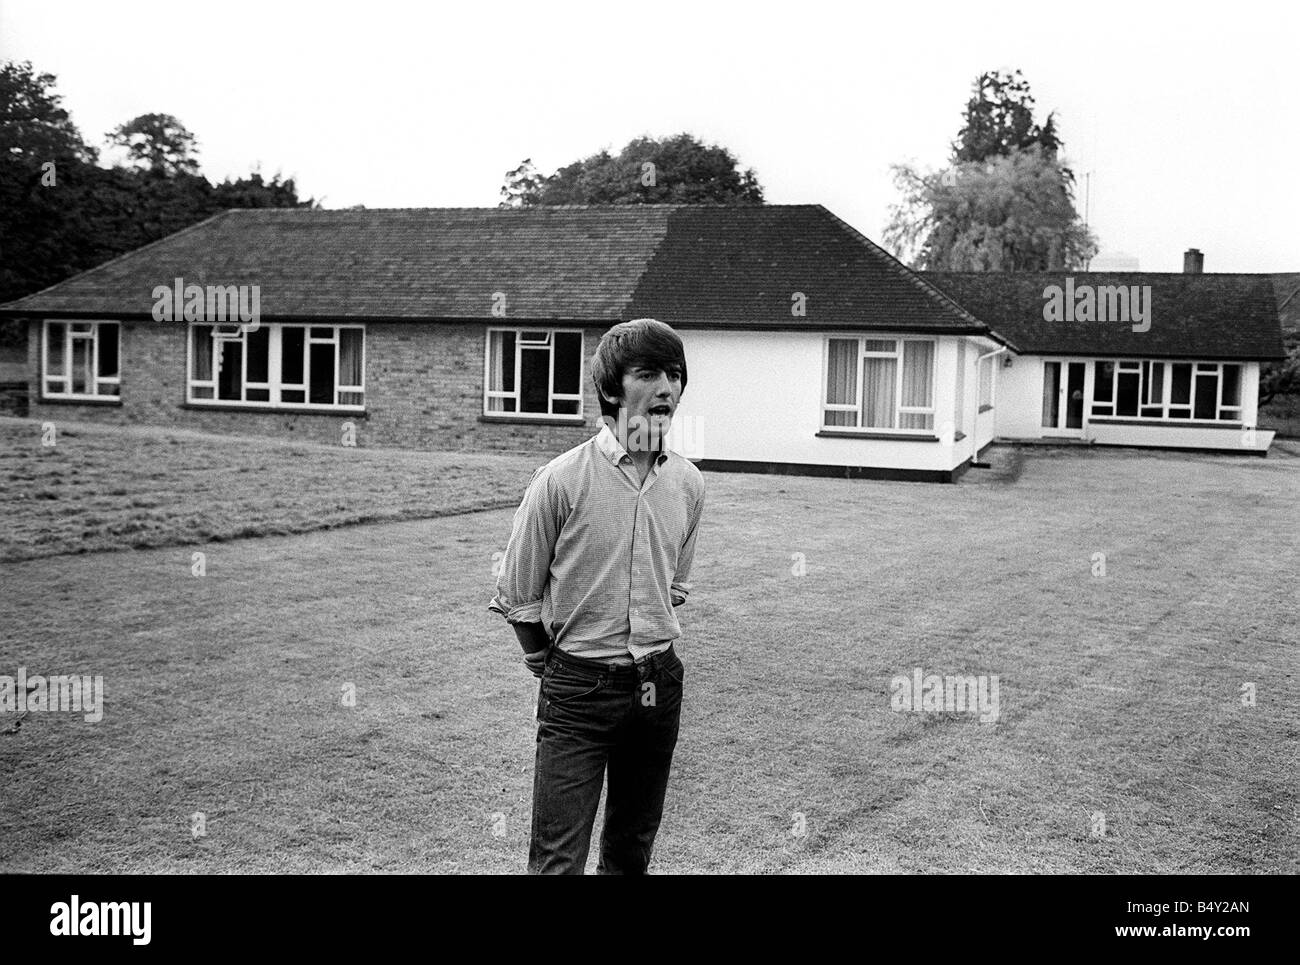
498,158,545,208
885,70,1093,270
498,133,763,206
107,112,200,176
954,69,1063,168
0,60,96,164
1258,338,1300,405
1,61,313,349
885,146,1097,270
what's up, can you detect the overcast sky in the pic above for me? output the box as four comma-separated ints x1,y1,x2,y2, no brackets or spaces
3,0,1296,272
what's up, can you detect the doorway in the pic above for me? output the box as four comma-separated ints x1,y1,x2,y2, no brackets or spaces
1042,361,1086,434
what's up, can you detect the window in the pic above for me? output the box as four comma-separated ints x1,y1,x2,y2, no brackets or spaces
188,323,364,409
485,328,583,417
1090,360,1242,422
978,354,994,410
822,337,935,431
43,321,120,400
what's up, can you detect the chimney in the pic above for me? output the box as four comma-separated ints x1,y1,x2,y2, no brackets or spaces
1183,248,1204,274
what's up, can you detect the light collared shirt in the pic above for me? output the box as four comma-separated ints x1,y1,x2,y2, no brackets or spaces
488,421,706,663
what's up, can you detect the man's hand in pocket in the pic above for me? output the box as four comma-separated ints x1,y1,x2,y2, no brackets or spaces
523,648,548,678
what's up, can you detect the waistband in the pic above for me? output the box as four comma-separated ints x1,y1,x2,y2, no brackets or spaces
547,643,675,682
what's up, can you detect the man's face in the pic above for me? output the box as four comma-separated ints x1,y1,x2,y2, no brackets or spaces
603,361,682,453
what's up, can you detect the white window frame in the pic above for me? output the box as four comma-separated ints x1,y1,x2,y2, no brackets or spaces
1090,359,1243,423
186,322,365,411
820,336,936,433
42,320,121,401
483,327,584,419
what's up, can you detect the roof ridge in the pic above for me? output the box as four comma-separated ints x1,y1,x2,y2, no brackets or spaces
815,205,1010,345
215,203,828,215
0,209,238,311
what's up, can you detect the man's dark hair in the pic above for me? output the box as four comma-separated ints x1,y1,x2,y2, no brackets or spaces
591,318,688,419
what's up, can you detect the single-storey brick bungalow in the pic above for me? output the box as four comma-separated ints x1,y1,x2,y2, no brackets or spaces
0,205,1286,481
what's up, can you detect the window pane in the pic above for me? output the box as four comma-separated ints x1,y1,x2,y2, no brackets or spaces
826,339,857,406
862,357,897,428
338,328,363,388
553,399,579,415
520,347,549,412
310,326,333,339
978,357,993,407
1221,365,1240,408
1194,373,1217,419
97,324,119,377
1171,364,1191,404
1116,371,1139,416
191,385,214,400
519,331,548,343
245,326,270,383
900,341,933,408
282,327,305,384
338,390,364,406
281,389,305,404
47,323,66,376
192,326,213,380
71,337,91,394
824,410,856,427
309,342,335,404
246,388,270,402
1093,362,1114,402
217,339,243,400
899,412,933,430
1042,362,1061,428
553,332,581,395
862,339,895,353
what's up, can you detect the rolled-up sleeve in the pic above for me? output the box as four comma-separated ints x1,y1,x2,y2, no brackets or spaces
488,467,563,624
670,487,705,607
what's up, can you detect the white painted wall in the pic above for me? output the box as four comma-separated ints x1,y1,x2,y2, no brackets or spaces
664,330,987,473
994,355,1267,450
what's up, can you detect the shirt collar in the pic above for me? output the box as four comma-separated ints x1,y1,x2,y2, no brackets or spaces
595,419,669,467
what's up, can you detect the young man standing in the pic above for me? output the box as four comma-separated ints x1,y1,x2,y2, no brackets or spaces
488,318,705,875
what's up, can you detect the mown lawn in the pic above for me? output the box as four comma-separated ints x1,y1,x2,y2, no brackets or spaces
1,421,1296,873
0,416,541,562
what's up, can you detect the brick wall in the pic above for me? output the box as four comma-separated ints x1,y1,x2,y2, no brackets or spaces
24,319,609,455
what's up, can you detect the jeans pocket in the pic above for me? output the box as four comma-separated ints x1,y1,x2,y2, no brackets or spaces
543,664,604,703
661,652,685,685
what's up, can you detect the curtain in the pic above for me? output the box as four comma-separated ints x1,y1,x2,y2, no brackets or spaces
1042,361,1060,428
338,329,363,388
900,341,933,429
192,326,212,380
825,339,857,425
862,357,896,428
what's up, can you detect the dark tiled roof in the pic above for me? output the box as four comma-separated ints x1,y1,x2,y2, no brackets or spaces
924,271,1286,360
0,207,674,321
625,205,986,331
0,205,984,333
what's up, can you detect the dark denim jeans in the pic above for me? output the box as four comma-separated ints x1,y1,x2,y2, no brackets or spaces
528,644,684,875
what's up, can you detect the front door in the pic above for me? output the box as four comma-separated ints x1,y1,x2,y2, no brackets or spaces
1042,361,1086,435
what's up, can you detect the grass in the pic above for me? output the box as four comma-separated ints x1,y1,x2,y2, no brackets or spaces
0,416,542,562
1,419,1297,873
